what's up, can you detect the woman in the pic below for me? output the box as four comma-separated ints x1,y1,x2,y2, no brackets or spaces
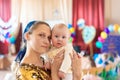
14,21,81,80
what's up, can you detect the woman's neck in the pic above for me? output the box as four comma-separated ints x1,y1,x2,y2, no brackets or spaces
21,50,44,67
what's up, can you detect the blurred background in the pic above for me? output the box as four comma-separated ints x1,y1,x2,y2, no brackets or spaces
0,0,120,80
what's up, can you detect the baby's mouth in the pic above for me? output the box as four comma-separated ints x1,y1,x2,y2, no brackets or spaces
57,43,61,45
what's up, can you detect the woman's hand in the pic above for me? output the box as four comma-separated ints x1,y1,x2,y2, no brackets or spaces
51,49,65,80
70,50,82,80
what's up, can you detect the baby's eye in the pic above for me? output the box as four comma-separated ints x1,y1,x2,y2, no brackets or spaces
62,36,66,39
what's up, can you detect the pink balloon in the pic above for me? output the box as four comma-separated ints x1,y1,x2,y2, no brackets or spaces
98,36,105,43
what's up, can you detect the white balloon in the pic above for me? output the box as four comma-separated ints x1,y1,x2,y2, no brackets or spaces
77,18,85,27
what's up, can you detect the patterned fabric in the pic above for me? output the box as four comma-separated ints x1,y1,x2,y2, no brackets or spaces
16,63,51,80
101,35,120,56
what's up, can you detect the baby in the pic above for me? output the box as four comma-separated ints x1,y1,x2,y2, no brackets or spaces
41,23,73,80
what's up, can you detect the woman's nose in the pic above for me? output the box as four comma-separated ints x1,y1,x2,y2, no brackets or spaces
44,38,50,44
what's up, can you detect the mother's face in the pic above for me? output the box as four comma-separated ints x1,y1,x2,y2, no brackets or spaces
27,24,51,54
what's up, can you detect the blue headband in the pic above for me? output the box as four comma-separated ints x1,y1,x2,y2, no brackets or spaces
24,20,36,34
23,21,36,42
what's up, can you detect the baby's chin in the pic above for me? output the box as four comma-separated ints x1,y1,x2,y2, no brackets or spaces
54,44,66,48
55,45,63,48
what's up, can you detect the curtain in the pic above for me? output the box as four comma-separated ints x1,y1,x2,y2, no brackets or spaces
0,0,11,22
11,0,22,54
0,0,11,54
43,0,72,24
0,0,22,54
72,0,104,53
11,0,72,31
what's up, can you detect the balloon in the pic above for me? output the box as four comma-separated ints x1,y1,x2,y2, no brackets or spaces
108,24,114,32
9,36,16,44
5,32,10,38
114,24,119,32
82,26,96,44
100,32,107,39
98,58,103,64
77,18,85,29
68,24,72,29
6,32,14,38
93,54,99,60
118,27,120,33
69,37,73,42
71,32,75,38
104,28,110,34
69,27,75,33
96,41,103,48
98,36,105,43
4,40,9,46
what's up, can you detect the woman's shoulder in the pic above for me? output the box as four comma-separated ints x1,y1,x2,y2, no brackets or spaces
16,63,51,80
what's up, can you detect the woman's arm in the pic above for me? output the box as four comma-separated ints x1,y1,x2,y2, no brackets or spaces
70,50,82,80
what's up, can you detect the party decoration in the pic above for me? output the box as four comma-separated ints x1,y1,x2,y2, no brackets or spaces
118,27,120,33
77,18,85,29
100,31,108,39
93,53,115,67
69,37,73,43
96,41,103,48
104,28,110,34
82,26,96,44
69,27,75,33
98,68,118,80
114,24,119,32
68,24,72,29
9,36,16,44
77,19,96,56
95,24,120,49
68,24,75,43
77,18,96,44
108,24,114,32
0,16,17,44
98,36,105,43
101,35,120,56
81,61,120,80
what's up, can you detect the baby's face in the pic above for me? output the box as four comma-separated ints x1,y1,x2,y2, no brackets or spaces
52,27,70,48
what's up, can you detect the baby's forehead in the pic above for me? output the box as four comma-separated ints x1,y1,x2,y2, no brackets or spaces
52,24,68,31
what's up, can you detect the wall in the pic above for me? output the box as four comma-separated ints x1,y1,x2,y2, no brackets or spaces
105,0,120,26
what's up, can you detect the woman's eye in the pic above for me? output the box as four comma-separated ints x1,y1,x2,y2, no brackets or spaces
55,35,58,38
48,36,51,41
39,34,45,37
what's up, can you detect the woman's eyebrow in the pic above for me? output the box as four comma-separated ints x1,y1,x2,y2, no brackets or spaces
39,32,51,37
